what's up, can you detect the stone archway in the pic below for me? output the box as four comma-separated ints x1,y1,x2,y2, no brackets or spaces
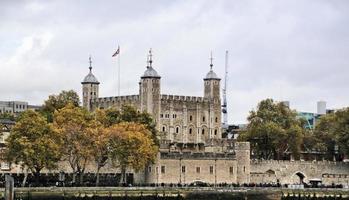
291,171,306,184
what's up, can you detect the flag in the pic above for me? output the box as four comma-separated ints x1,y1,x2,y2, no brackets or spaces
112,45,120,57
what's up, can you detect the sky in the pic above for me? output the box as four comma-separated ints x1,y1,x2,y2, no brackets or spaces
0,0,348,124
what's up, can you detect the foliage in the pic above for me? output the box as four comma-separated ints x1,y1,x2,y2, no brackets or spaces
239,99,306,160
315,107,349,159
0,112,16,121
102,105,158,145
4,110,61,177
41,90,80,122
53,103,93,184
107,122,158,184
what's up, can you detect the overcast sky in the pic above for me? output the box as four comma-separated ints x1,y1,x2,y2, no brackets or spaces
1,0,348,124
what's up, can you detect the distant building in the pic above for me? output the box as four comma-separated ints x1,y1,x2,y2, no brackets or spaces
0,101,41,115
283,101,336,130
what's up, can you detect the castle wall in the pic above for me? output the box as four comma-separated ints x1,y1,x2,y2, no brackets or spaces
250,160,349,185
145,152,238,185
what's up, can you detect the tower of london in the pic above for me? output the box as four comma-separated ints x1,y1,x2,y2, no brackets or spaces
81,49,250,184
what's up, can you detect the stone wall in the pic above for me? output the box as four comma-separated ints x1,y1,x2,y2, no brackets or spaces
250,160,349,185
145,152,238,185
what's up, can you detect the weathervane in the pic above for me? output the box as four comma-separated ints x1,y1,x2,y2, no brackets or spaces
210,51,213,70
149,48,153,67
89,55,92,72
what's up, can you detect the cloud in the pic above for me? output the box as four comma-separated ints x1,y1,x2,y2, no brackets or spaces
0,0,348,123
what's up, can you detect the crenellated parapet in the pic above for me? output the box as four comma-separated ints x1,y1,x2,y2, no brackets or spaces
160,151,236,160
160,94,207,103
90,95,140,110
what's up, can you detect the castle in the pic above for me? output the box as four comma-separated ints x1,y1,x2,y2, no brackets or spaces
81,49,251,184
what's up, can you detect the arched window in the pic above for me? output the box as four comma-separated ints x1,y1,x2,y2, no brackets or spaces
176,127,179,133
214,129,217,135
189,128,192,134
162,126,166,132
189,115,193,121
202,116,205,122
202,129,205,135
215,117,218,123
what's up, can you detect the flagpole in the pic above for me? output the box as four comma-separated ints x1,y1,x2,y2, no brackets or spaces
118,47,120,96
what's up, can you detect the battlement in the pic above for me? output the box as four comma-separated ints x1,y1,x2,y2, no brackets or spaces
235,142,250,151
160,94,206,102
251,160,349,166
92,95,139,103
160,151,236,160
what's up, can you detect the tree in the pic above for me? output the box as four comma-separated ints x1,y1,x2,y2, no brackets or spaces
89,109,110,186
0,112,16,121
41,90,80,122
315,107,349,160
333,108,349,157
103,105,159,145
107,122,158,185
53,103,93,185
313,113,337,159
239,99,306,160
4,110,61,184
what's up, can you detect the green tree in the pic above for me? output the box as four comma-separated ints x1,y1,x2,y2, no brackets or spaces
0,112,16,121
41,90,80,122
313,113,337,159
53,103,93,185
315,108,349,159
107,122,158,185
4,110,61,184
333,108,349,157
240,99,306,160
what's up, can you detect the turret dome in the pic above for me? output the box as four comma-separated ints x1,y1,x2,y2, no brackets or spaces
82,71,99,84
142,67,160,78
141,48,161,79
205,69,220,80
81,56,100,84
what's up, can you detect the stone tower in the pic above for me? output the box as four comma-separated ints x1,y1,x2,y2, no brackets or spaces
81,56,99,111
139,49,161,128
203,53,222,139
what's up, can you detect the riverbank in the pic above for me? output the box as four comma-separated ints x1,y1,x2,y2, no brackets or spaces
1,187,349,200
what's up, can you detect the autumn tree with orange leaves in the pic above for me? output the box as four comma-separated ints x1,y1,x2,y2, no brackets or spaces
107,122,158,185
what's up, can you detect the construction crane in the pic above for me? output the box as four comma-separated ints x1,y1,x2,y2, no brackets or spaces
222,50,228,128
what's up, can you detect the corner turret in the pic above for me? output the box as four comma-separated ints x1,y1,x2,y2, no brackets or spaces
82,56,99,111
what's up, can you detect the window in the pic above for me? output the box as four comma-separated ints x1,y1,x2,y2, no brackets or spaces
229,167,234,174
202,116,205,122
181,166,186,173
162,126,166,132
196,167,201,173
215,117,218,123
148,166,152,173
202,129,205,135
189,115,193,121
160,114,163,118
243,166,246,173
161,166,166,174
176,127,179,133
173,114,177,118
214,129,217,135
189,128,192,134
209,166,214,174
